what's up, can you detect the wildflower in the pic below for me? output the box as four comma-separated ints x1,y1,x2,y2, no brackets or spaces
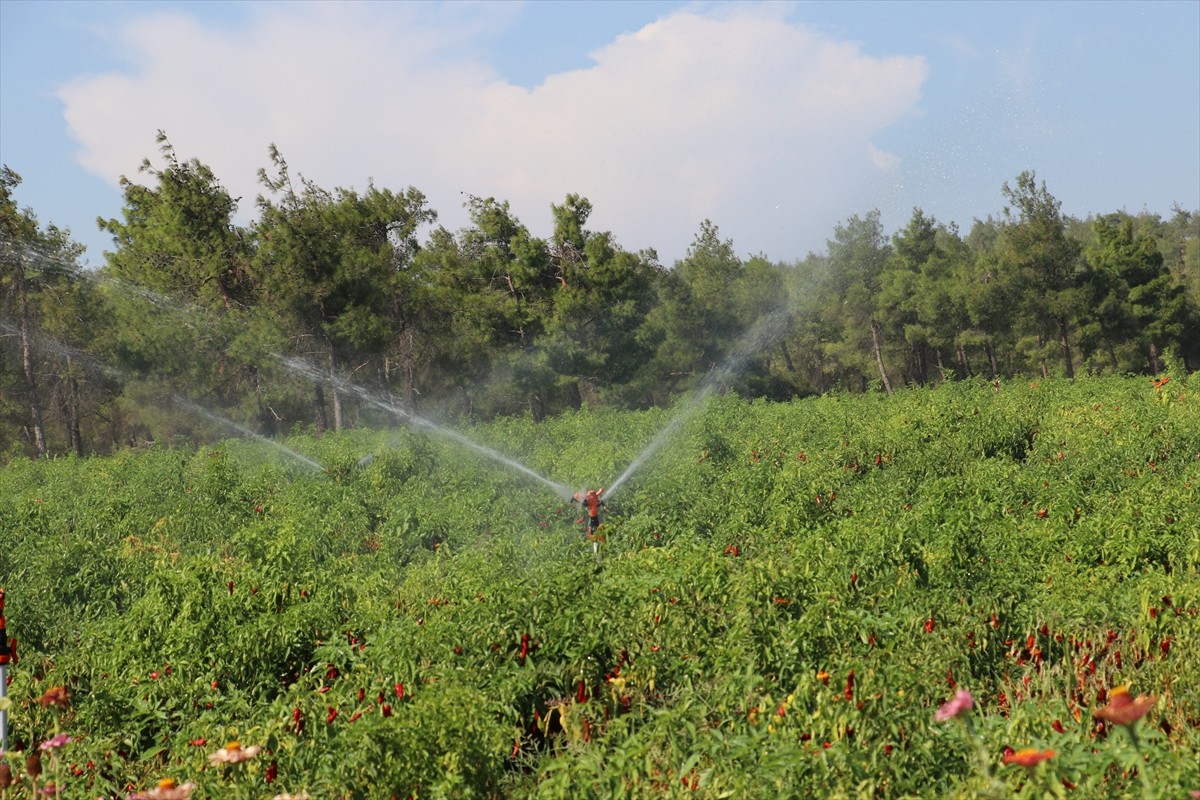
935,689,974,722
187,738,206,746
208,740,261,765
272,793,311,800
0,762,11,789
1003,748,1055,771
40,733,73,750
26,752,42,779
128,778,198,799
1094,685,1156,726
37,685,70,708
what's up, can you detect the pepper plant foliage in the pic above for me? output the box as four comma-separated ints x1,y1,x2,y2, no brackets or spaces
1,375,1197,798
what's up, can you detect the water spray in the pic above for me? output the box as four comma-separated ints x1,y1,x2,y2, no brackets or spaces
172,395,327,472
604,309,791,499
277,356,572,500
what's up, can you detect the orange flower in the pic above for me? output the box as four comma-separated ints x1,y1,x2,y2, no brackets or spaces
1094,685,1156,726
1151,376,1170,390
37,685,71,708
1003,748,1055,768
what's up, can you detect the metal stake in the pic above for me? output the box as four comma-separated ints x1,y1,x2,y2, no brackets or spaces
0,587,10,753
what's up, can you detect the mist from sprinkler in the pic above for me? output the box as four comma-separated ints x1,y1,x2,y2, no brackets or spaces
277,355,572,500
604,308,791,499
171,395,327,472
0,320,129,383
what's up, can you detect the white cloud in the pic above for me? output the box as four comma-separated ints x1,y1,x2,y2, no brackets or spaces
59,1,927,263
869,144,902,172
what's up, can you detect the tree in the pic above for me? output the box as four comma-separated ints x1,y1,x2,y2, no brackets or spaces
97,133,257,439
543,225,661,408
253,145,436,431
644,221,745,395
823,210,893,393
877,209,939,384
1,166,49,455
410,196,557,418
1086,214,1195,373
997,172,1084,378
1,167,105,456
525,195,662,410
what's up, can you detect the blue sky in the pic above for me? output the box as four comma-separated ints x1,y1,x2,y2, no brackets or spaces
2,0,1197,268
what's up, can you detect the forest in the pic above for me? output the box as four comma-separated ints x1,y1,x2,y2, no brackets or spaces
2,133,1198,460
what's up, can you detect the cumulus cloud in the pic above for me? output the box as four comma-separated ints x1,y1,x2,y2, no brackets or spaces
59,1,927,263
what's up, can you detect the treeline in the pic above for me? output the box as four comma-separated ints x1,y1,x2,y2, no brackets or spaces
2,134,1198,459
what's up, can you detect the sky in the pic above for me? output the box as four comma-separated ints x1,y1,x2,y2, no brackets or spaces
1,0,1198,268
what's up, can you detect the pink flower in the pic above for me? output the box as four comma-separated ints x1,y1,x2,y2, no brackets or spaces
127,778,197,799
208,740,261,765
40,733,73,750
935,689,975,722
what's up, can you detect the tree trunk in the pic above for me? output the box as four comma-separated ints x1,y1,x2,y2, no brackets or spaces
986,339,999,379
254,368,276,437
1059,318,1075,378
779,340,796,374
529,391,545,422
16,262,47,456
329,350,343,431
1148,341,1160,374
313,383,328,435
869,320,894,396
66,355,83,456
403,329,417,413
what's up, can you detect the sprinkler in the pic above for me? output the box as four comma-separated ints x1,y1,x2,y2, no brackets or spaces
571,488,607,548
